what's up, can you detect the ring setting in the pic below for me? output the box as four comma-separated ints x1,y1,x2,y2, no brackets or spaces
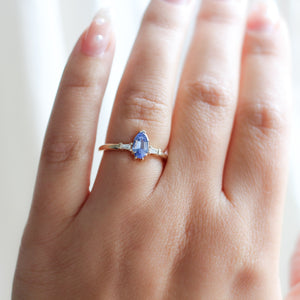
99,130,167,160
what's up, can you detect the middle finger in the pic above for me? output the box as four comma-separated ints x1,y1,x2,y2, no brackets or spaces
170,0,248,189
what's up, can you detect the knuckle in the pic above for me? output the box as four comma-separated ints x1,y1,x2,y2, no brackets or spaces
199,1,243,25
63,76,101,90
185,79,234,109
143,5,181,33
60,65,104,105
240,102,287,134
42,135,89,165
232,259,269,296
245,29,284,57
59,82,102,106
63,57,105,91
121,90,169,127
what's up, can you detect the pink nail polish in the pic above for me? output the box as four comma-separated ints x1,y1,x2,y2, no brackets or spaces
247,1,280,32
81,8,111,57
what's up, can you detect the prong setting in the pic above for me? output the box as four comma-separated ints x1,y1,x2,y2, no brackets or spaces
98,130,167,160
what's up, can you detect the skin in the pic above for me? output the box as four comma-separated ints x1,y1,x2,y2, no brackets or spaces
287,237,300,300
12,0,299,299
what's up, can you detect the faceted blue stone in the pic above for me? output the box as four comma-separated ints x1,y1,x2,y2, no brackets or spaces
132,131,149,160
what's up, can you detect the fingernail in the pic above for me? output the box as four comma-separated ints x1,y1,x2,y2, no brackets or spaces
163,0,191,5
81,8,112,57
248,0,280,31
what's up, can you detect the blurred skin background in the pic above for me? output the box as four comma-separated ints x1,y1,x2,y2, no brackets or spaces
0,0,299,299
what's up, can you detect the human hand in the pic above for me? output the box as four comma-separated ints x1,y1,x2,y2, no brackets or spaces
12,0,291,299
286,238,300,300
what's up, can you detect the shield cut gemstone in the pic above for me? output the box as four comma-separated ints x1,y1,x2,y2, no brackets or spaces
132,131,149,160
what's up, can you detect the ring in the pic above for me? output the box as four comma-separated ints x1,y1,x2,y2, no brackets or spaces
99,130,168,160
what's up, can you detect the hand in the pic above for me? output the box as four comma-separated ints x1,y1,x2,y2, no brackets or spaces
12,0,292,299
286,237,300,300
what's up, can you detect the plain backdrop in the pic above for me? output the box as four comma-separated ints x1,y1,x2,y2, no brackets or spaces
0,0,299,299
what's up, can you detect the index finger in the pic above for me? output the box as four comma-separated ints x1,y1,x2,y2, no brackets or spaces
31,10,115,230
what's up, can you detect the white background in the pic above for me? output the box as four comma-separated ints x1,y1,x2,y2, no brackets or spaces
0,0,299,299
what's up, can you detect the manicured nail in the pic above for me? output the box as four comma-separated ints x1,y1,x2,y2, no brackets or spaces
248,0,280,31
81,8,112,56
163,0,191,5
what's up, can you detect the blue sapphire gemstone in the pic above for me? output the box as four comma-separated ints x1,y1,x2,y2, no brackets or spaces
132,131,149,160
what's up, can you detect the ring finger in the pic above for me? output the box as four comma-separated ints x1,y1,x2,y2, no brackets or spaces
93,0,196,198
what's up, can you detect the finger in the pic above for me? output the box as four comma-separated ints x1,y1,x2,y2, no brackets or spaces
93,0,196,196
223,3,291,212
32,9,115,226
170,0,248,189
286,284,300,300
286,236,300,300
291,236,300,289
